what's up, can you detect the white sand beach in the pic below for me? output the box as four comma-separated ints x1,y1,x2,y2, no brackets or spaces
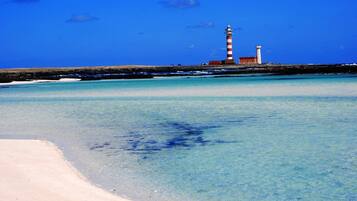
0,78,81,86
0,140,131,201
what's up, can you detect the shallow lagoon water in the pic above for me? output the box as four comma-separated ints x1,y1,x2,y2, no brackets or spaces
0,74,357,201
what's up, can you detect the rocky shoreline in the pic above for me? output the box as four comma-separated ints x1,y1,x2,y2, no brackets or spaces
0,64,356,83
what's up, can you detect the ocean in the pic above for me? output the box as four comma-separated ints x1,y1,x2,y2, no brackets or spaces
0,74,356,201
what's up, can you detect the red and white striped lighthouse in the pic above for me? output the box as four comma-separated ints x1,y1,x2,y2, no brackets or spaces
225,25,235,64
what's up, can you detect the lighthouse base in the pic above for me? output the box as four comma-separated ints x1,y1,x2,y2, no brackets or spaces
224,59,236,65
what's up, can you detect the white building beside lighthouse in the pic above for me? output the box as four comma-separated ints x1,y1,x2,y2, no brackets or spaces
256,45,262,64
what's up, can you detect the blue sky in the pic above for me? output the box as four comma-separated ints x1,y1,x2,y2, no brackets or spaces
0,0,356,68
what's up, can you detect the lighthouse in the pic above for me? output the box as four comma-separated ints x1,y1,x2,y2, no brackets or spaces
225,25,235,64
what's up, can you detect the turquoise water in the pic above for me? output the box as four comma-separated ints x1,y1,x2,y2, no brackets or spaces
0,74,357,201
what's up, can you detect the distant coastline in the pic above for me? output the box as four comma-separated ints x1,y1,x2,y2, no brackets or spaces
1,64,356,83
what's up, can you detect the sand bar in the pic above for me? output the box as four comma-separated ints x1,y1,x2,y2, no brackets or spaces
0,78,81,86
0,139,131,201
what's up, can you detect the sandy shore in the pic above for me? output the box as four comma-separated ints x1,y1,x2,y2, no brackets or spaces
0,78,81,86
0,139,131,201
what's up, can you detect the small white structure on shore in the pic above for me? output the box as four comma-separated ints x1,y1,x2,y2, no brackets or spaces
256,45,262,64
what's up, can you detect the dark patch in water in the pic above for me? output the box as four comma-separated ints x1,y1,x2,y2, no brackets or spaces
166,136,190,148
162,122,219,148
293,166,305,172
120,121,238,155
197,189,209,193
165,122,204,136
0,86,11,89
194,136,211,145
214,139,238,144
90,142,111,150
